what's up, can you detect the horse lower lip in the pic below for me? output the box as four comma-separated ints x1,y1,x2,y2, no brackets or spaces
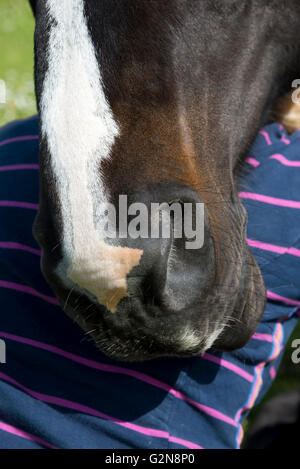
50,252,266,359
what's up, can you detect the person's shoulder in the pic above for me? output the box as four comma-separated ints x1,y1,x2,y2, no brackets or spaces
0,115,39,165
0,115,39,144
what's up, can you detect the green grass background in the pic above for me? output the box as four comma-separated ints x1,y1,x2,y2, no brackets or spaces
0,0,299,443
0,0,36,124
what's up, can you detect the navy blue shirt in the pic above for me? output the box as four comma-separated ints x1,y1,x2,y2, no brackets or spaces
0,117,299,449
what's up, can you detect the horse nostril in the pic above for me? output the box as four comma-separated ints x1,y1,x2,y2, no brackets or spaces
140,274,163,309
119,182,212,313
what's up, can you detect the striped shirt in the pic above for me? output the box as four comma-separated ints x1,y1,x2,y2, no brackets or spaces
0,117,299,449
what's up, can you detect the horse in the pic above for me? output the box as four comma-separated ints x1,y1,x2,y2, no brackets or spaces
28,0,300,361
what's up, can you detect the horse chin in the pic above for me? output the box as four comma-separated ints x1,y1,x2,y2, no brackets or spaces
61,277,266,362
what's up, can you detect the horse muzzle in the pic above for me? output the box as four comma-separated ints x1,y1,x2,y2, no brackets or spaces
34,182,266,361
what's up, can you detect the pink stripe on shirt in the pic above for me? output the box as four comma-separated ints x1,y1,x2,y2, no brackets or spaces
0,241,41,256
0,281,59,306
0,331,236,428
0,420,57,449
0,164,39,172
247,238,300,258
0,200,39,210
267,290,300,306
0,371,203,449
245,157,260,167
270,154,300,166
0,135,39,147
239,192,300,209
201,353,254,383
252,332,273,343
259,130,272,145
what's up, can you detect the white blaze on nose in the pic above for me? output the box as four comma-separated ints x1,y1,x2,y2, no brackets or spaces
41,0,142,312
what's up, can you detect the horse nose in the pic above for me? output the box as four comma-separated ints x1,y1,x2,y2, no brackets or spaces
116,182,213,312
65,182,211,319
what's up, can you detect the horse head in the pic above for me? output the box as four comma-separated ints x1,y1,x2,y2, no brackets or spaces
29,0,300,360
